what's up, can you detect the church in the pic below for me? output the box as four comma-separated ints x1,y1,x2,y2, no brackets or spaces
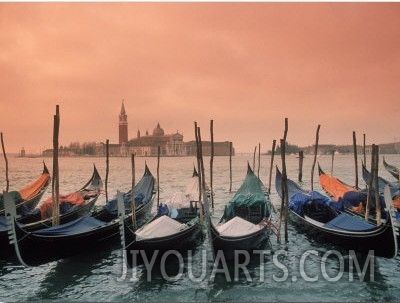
111,101,234,157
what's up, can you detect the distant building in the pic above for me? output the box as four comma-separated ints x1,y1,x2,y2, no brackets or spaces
126,123,185,156
109,101,234,157
41,101,235,157
119,100,128,145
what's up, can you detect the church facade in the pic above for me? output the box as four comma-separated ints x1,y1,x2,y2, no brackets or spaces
111,101,233,157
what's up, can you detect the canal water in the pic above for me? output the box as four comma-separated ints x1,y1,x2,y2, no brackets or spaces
1,154,400,302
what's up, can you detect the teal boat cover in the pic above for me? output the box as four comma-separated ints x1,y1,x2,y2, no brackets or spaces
223,167,271,220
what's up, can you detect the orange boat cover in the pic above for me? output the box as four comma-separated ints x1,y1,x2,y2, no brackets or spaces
319,173,356,201
18,173,50,201
39,192,85,220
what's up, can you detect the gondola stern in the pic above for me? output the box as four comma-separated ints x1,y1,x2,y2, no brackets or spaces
92,163,103,189
318,163,325,176
246,162,255,174
42,161,50,175
144,163,152,176
192,165,199,177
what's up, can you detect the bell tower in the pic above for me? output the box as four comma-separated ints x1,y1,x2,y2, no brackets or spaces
119,100,128,145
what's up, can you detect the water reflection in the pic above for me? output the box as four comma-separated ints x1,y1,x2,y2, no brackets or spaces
31,242,120,301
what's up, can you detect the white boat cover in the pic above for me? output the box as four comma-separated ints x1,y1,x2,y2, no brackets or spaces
184,177,200,202
167,176,200,215
136,215,187,241
216,216,263,237
169,191,190,209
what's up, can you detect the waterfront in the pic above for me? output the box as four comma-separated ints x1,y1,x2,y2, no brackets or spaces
1,154,400,302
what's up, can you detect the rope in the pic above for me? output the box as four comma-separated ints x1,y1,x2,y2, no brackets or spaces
258,219,280,239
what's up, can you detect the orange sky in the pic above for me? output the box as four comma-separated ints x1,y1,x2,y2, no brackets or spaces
1,2,400,154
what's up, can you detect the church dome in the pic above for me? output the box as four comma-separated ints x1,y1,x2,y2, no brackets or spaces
153,123,164,136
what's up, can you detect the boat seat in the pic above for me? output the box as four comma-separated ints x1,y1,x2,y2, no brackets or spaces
304,201,331,223
235,205,263,224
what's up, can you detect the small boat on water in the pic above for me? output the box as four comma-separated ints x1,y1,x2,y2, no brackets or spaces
361,163,399,201
276,167,398,258
1,162,52,256
319,164,389,216
92,164,155,225
0,161,51,216
16,164,103,226
209,164,272,261
383,157,400,180
120,167,203,268
4,164,155,266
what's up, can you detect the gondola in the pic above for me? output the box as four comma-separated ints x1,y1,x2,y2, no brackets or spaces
361,162,399,198
276,167,398,258
0,162,51,256
4,164,155,266
92,164,156,224
0,161,51,216
17,164,103,226
209,164,272,261
383,157,400,180
120,167,203,268
319,164,388,216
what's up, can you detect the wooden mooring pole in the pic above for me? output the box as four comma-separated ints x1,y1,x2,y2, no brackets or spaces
257,143,261,178
277,118,289,242
365,144,375,222
310,125,321,191
105,139,109,202
298,150,304,182
374,145,381,225
0,133,9,192
229,141,233,192
268,140,276,194
353,131,359,189
210,120,214,209
194,122,202,204
253,145,257,172
157,146,160,208
363,134,366,166
131,153,136,229
52,105,60,226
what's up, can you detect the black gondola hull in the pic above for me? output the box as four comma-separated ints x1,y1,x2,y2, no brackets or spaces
125,221,203,268
210,222,268,261
289,210,397,258
9,198,154,266
383,157,400,180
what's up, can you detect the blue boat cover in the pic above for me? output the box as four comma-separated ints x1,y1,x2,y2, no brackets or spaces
157,203,169,216
323,213,378,232
339,189,386,210
32,216,107,236
289,191,338,216
104,172,155,215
